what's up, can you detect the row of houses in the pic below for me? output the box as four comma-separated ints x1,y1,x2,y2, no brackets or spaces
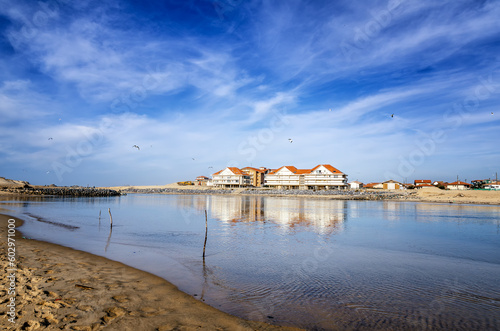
361,179,500,190
196,168,499,191
205,164,349,190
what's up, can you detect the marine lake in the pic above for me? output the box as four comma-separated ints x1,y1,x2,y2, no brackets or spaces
1,194,499,330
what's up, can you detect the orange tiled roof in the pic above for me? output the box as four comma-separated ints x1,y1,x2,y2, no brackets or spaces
212,167,245,176
311,164,343,174
415,179,432,184
364,182,380,188
268,164,344,175
228,167,244,175
268,166,298,175
196,176,209,180
446,181,471,186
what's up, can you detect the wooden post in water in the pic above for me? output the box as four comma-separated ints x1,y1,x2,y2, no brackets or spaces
99,210,101,224
203,210,208,259
108,208,113,228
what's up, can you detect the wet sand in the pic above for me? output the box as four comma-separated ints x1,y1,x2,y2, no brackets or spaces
0,214,300,331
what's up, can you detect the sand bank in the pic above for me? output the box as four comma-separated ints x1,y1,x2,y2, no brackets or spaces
0,214,300,331
404,187,500,205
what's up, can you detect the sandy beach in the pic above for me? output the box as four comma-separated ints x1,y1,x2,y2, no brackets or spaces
0,214,300,331
408,186,500,205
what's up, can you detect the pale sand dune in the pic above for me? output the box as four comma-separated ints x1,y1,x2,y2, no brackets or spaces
0,177,28,188
413,187,500,204
0,214,300,331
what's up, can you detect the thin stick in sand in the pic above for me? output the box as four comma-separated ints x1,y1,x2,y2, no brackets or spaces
203,209,208,259
108,208,113,228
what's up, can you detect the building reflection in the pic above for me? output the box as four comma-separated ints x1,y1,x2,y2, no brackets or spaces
208,196,347,234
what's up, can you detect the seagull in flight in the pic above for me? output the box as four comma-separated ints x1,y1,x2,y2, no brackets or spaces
208,166,213,169
288,138,293,143
192,158,196,160
132,145,140,150
48,137,53,140
391,114,394,118
329,108,332,112
491,112,494,115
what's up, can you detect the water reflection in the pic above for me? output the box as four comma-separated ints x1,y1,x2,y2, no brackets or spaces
208,196,347,234
1,194,500,330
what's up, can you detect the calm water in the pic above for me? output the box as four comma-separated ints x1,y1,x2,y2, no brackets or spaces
1,194,500,330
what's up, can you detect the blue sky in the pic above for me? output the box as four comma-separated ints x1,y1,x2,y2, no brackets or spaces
0,0,499,186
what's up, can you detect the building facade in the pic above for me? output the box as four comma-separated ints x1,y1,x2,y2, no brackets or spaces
349,181,363,189
383,180,404,190
212,167,251,188
446,181,471,190
241,167,269,187
264,164,347,189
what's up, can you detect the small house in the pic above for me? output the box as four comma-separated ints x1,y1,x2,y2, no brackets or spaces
445,181,471,190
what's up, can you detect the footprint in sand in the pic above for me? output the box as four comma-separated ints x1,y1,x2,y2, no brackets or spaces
77,305,94,312
112,295,129,303
140,307,161,317
62,313,79,323
20,320,40,331
43,290,58,298
102,306,127,323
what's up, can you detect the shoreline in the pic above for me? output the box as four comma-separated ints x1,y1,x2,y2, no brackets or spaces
0,213,301,331
103,185,500,206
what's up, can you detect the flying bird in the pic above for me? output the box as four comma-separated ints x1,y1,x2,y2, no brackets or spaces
329,108,332,112
48,137,53,140
491,112,494,115
288,138,293,143
192,158,195,160
132,145,140,150
208,166,213,169
391,114,394,118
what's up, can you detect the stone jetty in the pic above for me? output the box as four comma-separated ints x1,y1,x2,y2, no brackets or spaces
1,186,121,197
120,187,412,200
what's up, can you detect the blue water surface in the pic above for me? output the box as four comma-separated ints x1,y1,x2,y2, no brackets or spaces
1,194,499,330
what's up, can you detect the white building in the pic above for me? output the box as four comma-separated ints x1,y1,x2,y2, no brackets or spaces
349,181,363,189
212,167,251,188
383,180,404,190
446,181,471,190
264,164,347,189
